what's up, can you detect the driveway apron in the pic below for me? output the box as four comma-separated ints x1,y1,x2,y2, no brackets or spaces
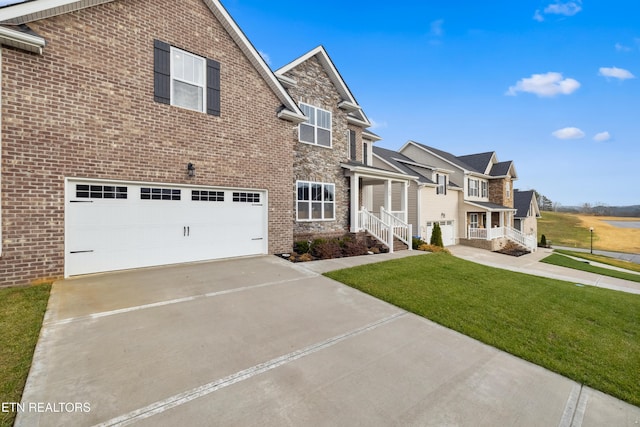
16,255,640,426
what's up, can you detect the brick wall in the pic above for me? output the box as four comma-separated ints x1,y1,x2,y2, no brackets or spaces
282,56,356,240
0,0,294,286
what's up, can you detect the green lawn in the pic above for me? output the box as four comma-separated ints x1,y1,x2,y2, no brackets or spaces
541,254,640,283
554,249,640,274
325,253,640,407
537,211,593,248
0,285,50,427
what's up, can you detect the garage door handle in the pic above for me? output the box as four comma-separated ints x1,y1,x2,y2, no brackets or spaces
184,226,186,237
187,226,190,236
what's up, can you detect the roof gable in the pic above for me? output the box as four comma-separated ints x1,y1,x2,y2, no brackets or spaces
490,160,517,178
0,0,305,123
373,146,434,184
457,151,495,174
514,190,540,218
275,46,371,127
401,141,478,173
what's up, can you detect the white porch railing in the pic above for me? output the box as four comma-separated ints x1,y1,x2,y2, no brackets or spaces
388,210,407,223
360,208,393,252
380,207,412,249
506,227,537,251
468,226,536,251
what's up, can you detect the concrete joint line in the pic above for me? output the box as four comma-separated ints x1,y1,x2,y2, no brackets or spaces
559,383,588,427
93,311,407,427
47,276,311,327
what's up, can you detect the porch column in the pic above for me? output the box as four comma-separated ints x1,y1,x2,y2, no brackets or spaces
384,179,392,212
499,211,504,228
400,181,408,222
350,173,359,232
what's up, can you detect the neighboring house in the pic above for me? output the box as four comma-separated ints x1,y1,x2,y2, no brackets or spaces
514,190,541,238
397,141,537,251
0,0,308,286
274,46,414,251
372,146,461,246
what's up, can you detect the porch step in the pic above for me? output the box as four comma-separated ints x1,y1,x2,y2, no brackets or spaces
393,238,408,252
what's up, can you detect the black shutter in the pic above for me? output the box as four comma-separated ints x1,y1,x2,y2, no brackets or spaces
349,130,356,161
153,40,170,105
436,174,440,194
207,59,221,116
363,142,368,165
444,176,447,195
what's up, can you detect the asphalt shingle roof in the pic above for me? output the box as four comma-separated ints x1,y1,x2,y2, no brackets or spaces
373,146,434,184
514,190,535,218
489,161,513,177
457,152,494,174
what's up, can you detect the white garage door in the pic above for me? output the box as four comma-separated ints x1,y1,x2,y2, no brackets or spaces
425,221,456,247
65,179,267,277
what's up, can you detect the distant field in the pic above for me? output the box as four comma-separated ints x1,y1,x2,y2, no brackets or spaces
538,212,640,254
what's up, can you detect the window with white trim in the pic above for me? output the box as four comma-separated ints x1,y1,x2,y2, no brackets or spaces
299,103,332,147
505,181,511,198
171,47,206,112
363,141,370,165
470,213,479,228
436,174,447,195
481,181,488,198
296,181,335,221
468,178,479,197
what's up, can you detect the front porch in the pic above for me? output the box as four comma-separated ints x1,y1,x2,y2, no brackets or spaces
342,163,415,253
463,202,537,252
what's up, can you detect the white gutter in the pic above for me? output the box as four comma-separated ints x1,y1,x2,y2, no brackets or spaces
277,108,307,124
0,26,45,55
341,163,419,181
347,115,371,128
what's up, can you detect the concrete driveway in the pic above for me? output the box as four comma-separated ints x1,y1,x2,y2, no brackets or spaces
17,254,640,426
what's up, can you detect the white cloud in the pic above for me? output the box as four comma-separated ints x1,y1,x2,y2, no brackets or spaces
430,19,444,37
506,72,580,97
544,1,582,16
598,66,635,80
552,127,585,140
258,50,271,66
593,131,611,142
615,43,632,52
369,118,388,130
533,10,545,22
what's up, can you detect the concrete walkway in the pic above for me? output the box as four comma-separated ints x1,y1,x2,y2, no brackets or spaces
552,245,640,264
16,254,640,426
448,245,640,295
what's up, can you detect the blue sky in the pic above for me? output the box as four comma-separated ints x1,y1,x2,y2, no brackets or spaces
223,0,639,207
1,0,637,206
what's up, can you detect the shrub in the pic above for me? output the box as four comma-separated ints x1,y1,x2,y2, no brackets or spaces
312,238,343,259
412,237,427,250
430,223,444,247
342,238,369,257
418,243,451,254
540,234,547,247
294,240,310,254
298,253,313,262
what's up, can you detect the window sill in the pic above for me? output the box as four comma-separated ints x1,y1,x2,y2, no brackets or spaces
298,141,333,149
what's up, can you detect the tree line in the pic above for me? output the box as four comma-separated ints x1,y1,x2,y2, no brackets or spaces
532,190,640,217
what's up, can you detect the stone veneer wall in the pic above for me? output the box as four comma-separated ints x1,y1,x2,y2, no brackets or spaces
282,56,359,239
489,177,514,209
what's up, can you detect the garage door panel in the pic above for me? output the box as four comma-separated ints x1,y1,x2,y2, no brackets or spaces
66,180,267,277
426,221,455,247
